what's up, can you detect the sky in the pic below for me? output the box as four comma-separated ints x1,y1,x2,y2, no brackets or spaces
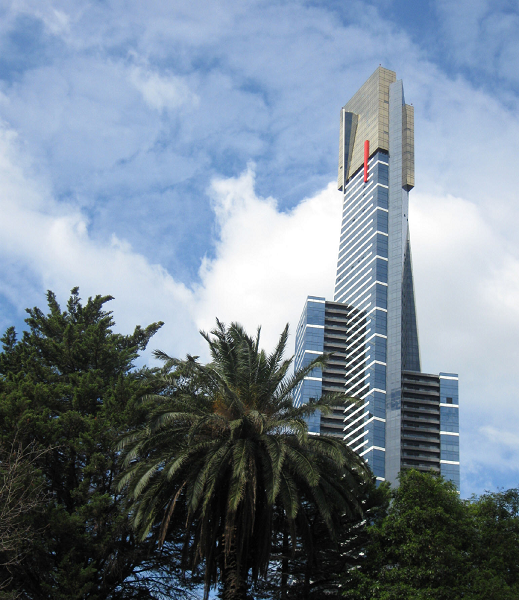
0,0,519,497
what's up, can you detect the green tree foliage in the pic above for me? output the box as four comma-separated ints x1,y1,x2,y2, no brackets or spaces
0,288,191,599
467,488,519,599
254,480,389,600
343,470,473,599
119,321,373,600
343,470,519,600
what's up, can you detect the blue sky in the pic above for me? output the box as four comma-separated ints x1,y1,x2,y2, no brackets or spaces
1,0,519,497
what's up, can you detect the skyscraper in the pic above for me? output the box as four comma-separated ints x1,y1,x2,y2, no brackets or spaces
294,67,460,489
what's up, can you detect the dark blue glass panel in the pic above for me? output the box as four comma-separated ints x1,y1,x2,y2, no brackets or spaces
376,186,388,209
440,407,459,432
376,234,388,258
372,449,385,477
375,284,388,309
376,210,388,234
375,258,388,283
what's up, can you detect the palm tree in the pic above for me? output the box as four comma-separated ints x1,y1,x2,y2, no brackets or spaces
119,321,372,600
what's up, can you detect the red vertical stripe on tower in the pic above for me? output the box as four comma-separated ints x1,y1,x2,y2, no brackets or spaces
364,140,369,182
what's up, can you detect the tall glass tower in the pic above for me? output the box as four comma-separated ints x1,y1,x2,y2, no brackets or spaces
294,67,460,489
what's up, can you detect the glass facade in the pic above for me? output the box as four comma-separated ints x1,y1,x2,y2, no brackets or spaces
294,297,325,435
333,148,390,480
440,374,460,489
294,298,355,438
295,67,460,490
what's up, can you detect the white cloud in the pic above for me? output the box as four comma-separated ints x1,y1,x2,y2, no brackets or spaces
8,1,72,35
461,424,519,493
408,189,519,493
38,7,70,36
480,426,519,449
193,165,341,350
0,121,202,359
0,125,340,363
436,0,519,83
129,66,199,112
411,191,519,403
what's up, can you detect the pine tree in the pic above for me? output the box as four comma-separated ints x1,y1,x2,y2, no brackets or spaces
0,288,189,599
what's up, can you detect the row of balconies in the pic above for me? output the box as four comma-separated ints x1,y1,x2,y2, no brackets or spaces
401,404,440,416
402,380,439,388
320,419,346,430
401,460,441,473
322,348,348,357
402,423,440,434
402,374,439,384
323,325,349,334
323,336,349,345
402,384,439,395
402,413,439,424
402,450,440,461
322,386,347,395
402,383,440,393
401,397,440,408
323,369,347,377
402,393,441,404
402,441,440,453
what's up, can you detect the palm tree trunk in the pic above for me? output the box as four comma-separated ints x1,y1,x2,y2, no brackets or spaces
221,529,248,600
221,552,248,600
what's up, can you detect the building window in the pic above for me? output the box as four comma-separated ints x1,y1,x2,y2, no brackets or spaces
447,397,453,404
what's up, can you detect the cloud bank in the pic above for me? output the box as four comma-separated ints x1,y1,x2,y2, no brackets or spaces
0,123,340,361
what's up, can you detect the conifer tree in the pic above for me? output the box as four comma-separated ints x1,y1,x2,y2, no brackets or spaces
0,288,187,599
